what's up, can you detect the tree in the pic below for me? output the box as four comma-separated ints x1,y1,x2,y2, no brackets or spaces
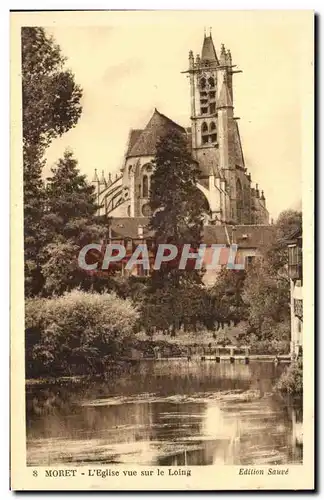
209,268,247,330
22,27,83,296
265,210,302,273
241,209,302,344
22,27,82,151
149,129,207,246
140,129,207,335
41,150,106,295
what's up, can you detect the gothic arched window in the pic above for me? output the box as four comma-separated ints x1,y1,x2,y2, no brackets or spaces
200,77,206,89
142,175,149,198
208,77,215,88
202,122,209,144
210,121,217,143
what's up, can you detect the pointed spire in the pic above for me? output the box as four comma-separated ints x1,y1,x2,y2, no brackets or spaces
220,43,226,65
226,48,232,66
201,32,218,63
261,190,265,200
100,170,107,186
217,78,233,109
92,168,99,183
255,184,260,198
189,49,194,69
107,172,112,186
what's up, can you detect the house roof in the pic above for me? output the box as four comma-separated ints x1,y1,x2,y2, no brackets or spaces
109,218,276,249
110,217,151,239
127,109,186,158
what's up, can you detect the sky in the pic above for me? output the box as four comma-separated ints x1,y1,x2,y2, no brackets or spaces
43,10,312,220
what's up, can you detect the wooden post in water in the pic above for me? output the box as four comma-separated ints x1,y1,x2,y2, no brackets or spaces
216,346,220,363
244,346,250,364
230,346,235,364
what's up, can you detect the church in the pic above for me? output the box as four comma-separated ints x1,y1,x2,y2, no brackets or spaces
91,33,273,271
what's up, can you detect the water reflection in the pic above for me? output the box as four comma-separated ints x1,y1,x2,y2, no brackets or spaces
26,360,302,466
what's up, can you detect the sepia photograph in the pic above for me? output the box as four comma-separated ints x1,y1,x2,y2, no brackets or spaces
10,9,314,490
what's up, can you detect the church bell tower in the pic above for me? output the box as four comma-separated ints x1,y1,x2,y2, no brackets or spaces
186,31,239,224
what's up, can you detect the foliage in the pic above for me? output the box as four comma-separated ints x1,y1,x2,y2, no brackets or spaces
149,128,207,246
242,259,290,337
140,129,208,334
40,150,106,295
25,290,139,377
22,27,83,296
264,210,302,273
275,358,303,395
209,268,247,329
241,209,302,344
22,27,82,151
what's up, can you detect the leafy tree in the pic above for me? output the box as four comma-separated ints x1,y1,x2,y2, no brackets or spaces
265,210,302,274
241,209,302,344
22,27,82,151
25,290,139,377
209,268,247,330
149,128,206,246
140,129,207,335
41,150,106,295
242,259,290,338
22,27,83,296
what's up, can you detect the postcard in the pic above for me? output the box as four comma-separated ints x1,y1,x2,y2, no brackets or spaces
10,10,314,491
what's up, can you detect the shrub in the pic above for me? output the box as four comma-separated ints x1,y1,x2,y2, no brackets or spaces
25,290,139,377
275,358,303,395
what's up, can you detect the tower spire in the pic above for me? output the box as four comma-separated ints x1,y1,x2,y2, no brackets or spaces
201,31,218,63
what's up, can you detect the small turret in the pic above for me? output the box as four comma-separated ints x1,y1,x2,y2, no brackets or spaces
100,170,107,187
189,50,194,69
92,168,99,184
219,44,227,65
196,53,201,66
107,172,112,186
255,183,260,198
226,49,232,66
247,172,252,183
261,190,265,200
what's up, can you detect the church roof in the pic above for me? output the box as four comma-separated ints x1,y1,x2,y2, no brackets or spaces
126,129,143,156
127,109,186,158
201,35,219,63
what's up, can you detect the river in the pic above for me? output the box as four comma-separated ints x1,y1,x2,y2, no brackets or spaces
26,360,302,466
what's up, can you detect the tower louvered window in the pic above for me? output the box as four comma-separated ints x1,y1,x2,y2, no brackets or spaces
202,122,209,144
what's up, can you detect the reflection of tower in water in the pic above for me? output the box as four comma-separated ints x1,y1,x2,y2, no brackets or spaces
202,404,241,464
291,406,303,462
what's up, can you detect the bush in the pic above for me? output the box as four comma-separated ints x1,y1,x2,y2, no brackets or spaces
275,359,303,395
25,290,139,377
